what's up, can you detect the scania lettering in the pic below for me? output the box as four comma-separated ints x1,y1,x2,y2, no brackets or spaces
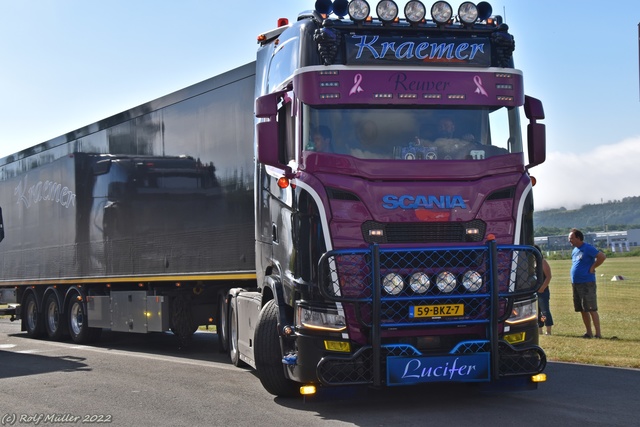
0,1,547,397
382,194,467,210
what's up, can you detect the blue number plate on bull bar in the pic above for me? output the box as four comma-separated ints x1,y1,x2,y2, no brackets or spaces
387,353,490,386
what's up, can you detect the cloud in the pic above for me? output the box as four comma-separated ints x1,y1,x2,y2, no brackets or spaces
532,136,640,211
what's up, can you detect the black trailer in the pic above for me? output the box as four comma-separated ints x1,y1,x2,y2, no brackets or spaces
0,63,258,344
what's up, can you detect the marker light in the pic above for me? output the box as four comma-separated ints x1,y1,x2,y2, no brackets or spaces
383,273,404,295
436,271,457,293
277,176,290,189
333,0,349,17
431,1,453,24
349,0,370,21
376,0,399,22
404,1,426,23
458,2,478,24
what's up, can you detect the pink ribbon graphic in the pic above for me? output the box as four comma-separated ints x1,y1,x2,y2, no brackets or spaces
349,74,364,95
473,75,488,97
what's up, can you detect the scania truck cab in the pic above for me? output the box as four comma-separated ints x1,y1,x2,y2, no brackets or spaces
225,0,547,397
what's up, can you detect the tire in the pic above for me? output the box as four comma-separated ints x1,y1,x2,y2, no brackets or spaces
23,293,44,338
254,300,298,397
44,293,64,341
67,293,101,344
228,298,246,367
216,294,229,354
170,295,195,349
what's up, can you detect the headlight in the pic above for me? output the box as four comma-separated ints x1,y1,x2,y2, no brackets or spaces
297,304,346,332
383,273,404,295
436,271,456,293
376,0,399,22
430,1,453,24
506,299,537,325
409,272,430,294
458,2,478,24
404,1,426,23
348,0,370,21
462,270,483,292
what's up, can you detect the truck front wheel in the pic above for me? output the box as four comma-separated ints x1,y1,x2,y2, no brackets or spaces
254,300,298,397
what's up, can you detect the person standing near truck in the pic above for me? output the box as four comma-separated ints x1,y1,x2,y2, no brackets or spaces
568,228,606,339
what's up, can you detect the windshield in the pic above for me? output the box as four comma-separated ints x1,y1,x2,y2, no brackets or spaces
303,106,522,161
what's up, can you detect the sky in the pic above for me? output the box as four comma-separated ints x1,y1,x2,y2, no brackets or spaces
1,0,639,212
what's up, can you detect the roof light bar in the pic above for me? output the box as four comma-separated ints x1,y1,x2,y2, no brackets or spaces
431,1,453,24
348,0,370,21
376,0,399,23
458,2,479,25
404,1,426,23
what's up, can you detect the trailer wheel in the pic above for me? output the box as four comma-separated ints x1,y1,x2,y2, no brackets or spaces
228,297,246,367
67,294,101,344
44,293,64,341
254,300,298,397
216,294,229,354
24,293,44,338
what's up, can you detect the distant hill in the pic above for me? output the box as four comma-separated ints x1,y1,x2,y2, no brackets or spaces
534,196,640,236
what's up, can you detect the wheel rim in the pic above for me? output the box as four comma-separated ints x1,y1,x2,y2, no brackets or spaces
70,301,84,336
46,299,59,334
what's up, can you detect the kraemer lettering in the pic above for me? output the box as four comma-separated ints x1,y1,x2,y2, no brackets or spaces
352,35,486,62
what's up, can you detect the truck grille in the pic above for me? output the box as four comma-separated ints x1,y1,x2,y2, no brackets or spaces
362,220,486,244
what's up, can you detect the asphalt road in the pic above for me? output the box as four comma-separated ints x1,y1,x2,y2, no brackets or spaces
1,318,639,427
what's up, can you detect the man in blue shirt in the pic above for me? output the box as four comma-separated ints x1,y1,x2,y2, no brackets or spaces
569,228,606,338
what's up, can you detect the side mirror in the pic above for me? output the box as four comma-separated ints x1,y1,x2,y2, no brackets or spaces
524,96,546,169
255,89,293,175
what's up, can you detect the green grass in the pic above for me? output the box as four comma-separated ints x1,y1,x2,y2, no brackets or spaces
541,257,640,368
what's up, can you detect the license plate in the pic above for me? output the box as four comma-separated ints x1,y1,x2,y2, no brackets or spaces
410,304,464,318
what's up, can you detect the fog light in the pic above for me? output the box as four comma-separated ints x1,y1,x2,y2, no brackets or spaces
531,373,547,383
324,340,351,352
383,273,404,295
300,385,317,395
409,272,430,294
503,332,526,344
436,271,456,293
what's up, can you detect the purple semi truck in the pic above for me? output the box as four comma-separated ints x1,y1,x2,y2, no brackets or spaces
0,1,547,397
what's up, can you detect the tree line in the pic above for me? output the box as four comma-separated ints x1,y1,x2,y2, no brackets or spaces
534,196,640,236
